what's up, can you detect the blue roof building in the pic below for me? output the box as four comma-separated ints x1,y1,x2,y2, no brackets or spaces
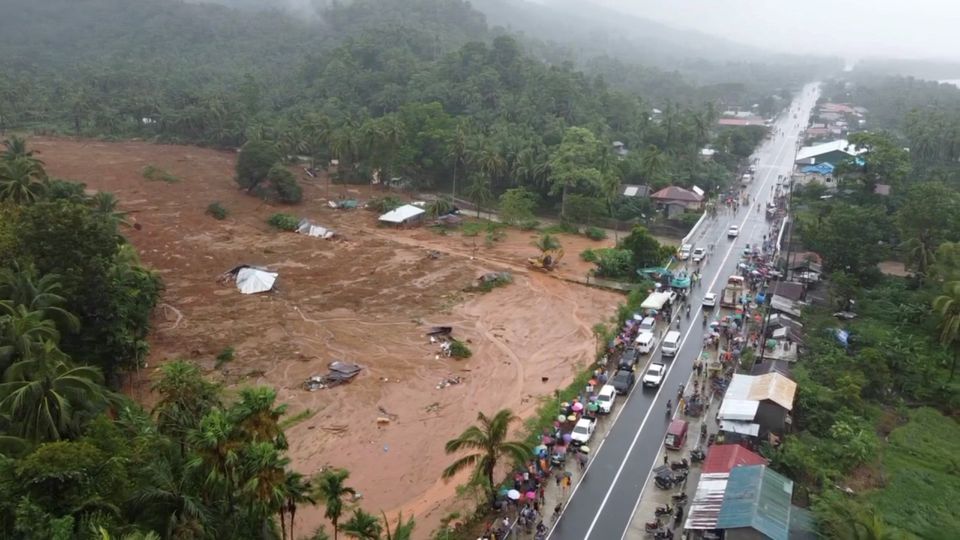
716,465,794,540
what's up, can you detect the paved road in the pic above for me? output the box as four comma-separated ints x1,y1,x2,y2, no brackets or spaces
549,83,821,540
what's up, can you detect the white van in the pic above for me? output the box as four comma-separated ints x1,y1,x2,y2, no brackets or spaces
662,330,681,357
635,332,656,354
638,317,656,334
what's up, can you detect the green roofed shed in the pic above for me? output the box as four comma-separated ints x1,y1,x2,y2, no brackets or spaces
716,465,794,540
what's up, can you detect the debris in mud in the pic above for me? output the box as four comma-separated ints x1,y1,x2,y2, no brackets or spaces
304,361,362,391
436,376,463,389
425,402,441,413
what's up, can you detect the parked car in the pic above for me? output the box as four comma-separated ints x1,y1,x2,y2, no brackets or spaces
727,225,740,238
611,369,635,394
570,417,595,446
642,362,667,387
678,244,693,260
702,292,717,308
596,384,617,414
635,332,656,354
618,348,639,370
692,247,706,262
638,316,657,334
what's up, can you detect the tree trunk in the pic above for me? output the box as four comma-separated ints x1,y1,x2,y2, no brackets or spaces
951,348,958,383
451,160,458,201
561,184,568,220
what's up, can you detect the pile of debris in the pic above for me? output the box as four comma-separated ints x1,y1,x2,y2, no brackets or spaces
436,376,463,390
297,218,336,239
218,265,278,295
304,361,362,391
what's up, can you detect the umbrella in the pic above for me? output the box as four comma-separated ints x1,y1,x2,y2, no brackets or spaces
499,487,510,497
560,402,569,409
566,414,577,422
507,489,520,501
542,435,555,445
564,471,573,478
589,379,598,386
556,415,566,423
562,433,573,443
587,402,599,413
526,491,536,500
571,402,584,412
580,446,591,454
533,445,547,455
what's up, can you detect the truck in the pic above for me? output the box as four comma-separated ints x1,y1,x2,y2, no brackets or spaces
720,275,745,308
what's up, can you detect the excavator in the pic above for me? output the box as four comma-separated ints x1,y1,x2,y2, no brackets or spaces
528,248,564,271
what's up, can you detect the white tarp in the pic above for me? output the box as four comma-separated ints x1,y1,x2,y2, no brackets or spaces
719,420,760,436
379,204,425,224
236,268,278,295
297,219,335,239
641,292,671,311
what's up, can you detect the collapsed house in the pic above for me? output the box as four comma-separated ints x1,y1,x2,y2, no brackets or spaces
297,218,336,239
219,265,278,295
304,361,362,391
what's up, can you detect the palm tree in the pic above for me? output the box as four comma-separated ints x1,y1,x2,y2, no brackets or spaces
341,509,382,540
382,511,415,540
0,302,63,371
90,191,130,227
239,442,289,533
0,340,108,442
189,409,244,498
442,409,532,494
639,145,667,184
312,468,356,540
232,386,288,447
446,123,470,200
152,360,221,451
1,136,36,161
933,281,960,381
129,450,210,538
534,233,561,254
465,173,494,218
0,156,47,203
281,471,314,540
0,264,79,333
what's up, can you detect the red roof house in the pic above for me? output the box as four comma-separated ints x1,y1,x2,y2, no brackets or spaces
650,186,704,210
702,444,768,474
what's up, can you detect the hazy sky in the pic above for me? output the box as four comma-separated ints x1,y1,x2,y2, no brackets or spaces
591,0,960,60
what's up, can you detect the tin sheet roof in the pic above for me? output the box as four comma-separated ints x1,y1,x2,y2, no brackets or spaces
719,420,760,436
684,473,729,530
718,399,759,421
702,444,768,474
748,373,797,411
716,465,794,540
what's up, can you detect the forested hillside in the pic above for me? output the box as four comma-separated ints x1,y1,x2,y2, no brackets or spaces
0,0,784,218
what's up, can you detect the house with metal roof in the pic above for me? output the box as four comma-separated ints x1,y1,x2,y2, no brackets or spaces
717,373,797,445
650,186,704,210
716,465,795,540
794,139,864,166
685,446,768,534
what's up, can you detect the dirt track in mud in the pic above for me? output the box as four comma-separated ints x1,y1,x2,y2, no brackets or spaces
31,136,625,537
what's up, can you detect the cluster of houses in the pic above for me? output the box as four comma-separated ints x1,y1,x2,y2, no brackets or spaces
803,102,868,144
682,263,827,540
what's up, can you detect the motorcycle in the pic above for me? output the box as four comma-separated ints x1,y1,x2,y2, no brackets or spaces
644,519,661,533
670,458,689,471
671,492,689,504
690,447,705,463
653,529,675,540
654,503,673,517
654,475,673,490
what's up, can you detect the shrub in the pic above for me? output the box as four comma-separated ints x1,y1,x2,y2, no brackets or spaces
498,187,538,225
236,140,281,190
461,221,485,237
206,202,228,220
518,219,540,231
215,346,235,368
267,213,299,231
426,198,454,218
585,226,607,240
367,196,403,213
580,249,598,262
142,165,179,183
267,164,303,203
449,339,472,359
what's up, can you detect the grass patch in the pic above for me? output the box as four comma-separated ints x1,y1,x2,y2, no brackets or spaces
865,407,960,537
585,226,607,240
461,221,485,237
280,408,317,430
142,164,180,183
541,222,579,235
521,369,594,448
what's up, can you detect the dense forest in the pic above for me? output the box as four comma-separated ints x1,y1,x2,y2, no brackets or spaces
0,0,803,222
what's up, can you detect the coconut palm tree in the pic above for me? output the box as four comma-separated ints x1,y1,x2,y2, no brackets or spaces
312,468,356,540
128,450,210,538
0,156,47,204
639,145,667,185
0,264,79,333
281,471,314,540
465,173,494,218
152,360,221,452
446,122,470,200
534,233,561,255
232,386,288,447
341,509,382,540
1,136,35,161
0,340,108,442
0,302,63,371
239,441,289,533
90,191,130,227
381,511,415,540
189,409,244,498
442,409,532,494
933,281,960,381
